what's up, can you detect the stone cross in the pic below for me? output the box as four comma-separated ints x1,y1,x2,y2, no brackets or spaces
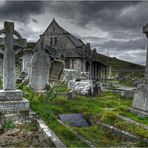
0,22,26,90
143,23,148,82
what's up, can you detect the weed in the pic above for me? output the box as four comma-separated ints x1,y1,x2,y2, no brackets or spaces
3,120,15,130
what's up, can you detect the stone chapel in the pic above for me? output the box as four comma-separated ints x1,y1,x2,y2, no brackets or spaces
33,18,106,80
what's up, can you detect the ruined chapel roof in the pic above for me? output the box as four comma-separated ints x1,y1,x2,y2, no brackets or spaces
44,18,85,48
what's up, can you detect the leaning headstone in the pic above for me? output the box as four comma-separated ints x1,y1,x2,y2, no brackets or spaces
0,21,29,113
131,23,148,117
49,59,64,81
29,50,50,92
58,113,89,127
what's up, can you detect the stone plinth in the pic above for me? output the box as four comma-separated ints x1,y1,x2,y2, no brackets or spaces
131,83,148,117
0,90,23,101
0,98,29,113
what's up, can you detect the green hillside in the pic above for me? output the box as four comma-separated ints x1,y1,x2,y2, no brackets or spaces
96,53,145,71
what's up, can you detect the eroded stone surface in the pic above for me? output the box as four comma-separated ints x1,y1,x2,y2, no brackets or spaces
0,90,23,101
49,59,64,81
0,98,29,113
29,50,50,92
0,21,26,90
63,69,81,83
68,80,92,95
132,83,148,116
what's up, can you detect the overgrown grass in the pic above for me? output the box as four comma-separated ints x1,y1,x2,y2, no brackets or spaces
17,84,87,147
54,84,69,93
17,83,148,147
126,112,148,126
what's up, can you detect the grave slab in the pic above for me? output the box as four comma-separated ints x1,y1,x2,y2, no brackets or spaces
58,113,89,127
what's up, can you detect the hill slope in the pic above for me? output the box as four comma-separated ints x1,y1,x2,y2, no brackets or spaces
96,53,145,71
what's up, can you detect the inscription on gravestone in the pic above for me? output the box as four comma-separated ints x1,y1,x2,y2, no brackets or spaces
29,49,50,92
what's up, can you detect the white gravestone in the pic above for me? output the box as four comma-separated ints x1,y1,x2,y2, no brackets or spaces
0,21,29,113
29,50,50,92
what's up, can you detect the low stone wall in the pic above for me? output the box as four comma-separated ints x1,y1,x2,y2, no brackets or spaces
117,115,148,130
96,121,148,144
37,119,66,148
4,111,66,148
58,119,95,148
110,89,135,98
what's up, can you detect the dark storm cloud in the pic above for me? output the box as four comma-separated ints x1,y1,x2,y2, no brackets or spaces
0,1,147,64
46,1,140,29
96,37,146,51
46,1,148,39
0,1,45,23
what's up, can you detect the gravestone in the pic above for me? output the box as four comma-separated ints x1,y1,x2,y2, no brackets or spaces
49,59,64,81
22,49,33,75
0,54,3,77
131,23,148,117
58,113,89,127
108,65,112,79
0,21,29,113
29,50,50,92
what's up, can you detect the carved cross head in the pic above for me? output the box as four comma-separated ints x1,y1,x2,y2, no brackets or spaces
0,21,27,55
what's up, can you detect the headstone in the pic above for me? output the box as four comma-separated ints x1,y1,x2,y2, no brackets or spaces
22,49,33,75
49,59,64,81
108,65,112,79
58,113,89,127
0,54,3,77
0,21,29,113
29,50,50,92
131,23,148,117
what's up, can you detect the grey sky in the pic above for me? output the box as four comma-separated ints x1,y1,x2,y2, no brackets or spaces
0,1,148,65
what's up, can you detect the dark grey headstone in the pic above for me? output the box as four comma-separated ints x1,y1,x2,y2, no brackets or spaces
58,113,89,127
